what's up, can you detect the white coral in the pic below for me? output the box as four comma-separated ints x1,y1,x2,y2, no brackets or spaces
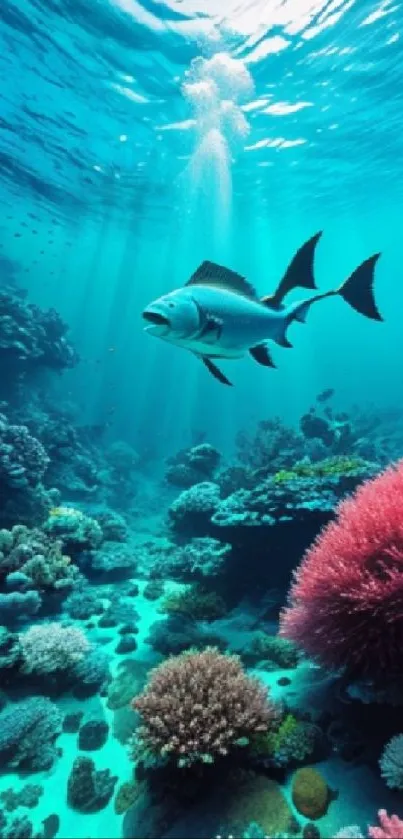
19,622,90,674
380,733,403,790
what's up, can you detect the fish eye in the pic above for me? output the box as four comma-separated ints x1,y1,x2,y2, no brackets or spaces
168,302,175,308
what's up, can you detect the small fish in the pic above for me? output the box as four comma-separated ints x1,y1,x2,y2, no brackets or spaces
317,388,335,403
142,232,383,386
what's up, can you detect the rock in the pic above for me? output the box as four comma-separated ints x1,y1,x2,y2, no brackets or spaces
115,636,138,655
119,623,139,635
63,712,83,734
303,823,321,839
78,720,109,751
277,677,291,687
67,756,117,813
41,814,60,839
143,580,164,601
98,614,117,628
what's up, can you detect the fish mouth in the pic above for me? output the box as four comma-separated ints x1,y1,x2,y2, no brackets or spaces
142,311,170,327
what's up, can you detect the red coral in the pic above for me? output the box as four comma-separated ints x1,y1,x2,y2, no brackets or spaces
280,461,403,680
132,647,277,768
368,809,403,838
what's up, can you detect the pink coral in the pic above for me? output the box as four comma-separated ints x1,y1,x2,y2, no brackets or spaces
368,810,403,838
280,460,403,680
132,647,277,768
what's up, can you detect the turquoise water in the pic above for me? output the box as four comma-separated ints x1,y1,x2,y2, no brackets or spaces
2,0,403,453
1,1,403,838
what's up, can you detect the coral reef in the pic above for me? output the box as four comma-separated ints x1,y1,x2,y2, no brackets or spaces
280,460,403,682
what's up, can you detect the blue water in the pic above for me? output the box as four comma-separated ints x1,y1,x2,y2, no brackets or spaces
1,1,403,837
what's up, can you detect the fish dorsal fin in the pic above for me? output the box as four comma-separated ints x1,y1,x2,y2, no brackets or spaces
261,231,322,309
187,260,257,299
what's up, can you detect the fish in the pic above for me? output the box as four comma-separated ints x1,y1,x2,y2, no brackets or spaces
142,232,383,386
317,388,335,403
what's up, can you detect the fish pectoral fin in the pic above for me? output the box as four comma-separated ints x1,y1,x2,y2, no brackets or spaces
200,356,233,386
249,343,277,368
199,313,223,343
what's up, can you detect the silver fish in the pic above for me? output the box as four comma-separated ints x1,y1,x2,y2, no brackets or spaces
142,232,382,386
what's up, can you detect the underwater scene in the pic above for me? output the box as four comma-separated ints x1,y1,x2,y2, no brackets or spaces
2,0,403,837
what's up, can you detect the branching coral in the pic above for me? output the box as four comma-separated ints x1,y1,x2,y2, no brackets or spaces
368,811,403,839
379,734,403,790
19,622,90,674
280,460,403,681
132,647,277,768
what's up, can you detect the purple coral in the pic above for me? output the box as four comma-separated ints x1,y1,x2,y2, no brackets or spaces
132,647,276,767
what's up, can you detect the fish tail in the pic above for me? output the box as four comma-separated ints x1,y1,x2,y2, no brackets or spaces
337,253,383,321
278,252,383,345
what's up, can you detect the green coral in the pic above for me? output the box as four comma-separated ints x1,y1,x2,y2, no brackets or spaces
44,507,103,551
273,455,370,483
0,525,80,590
247,633,299,669
21,546,78,591
159,585,227,622
250,714,316,768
